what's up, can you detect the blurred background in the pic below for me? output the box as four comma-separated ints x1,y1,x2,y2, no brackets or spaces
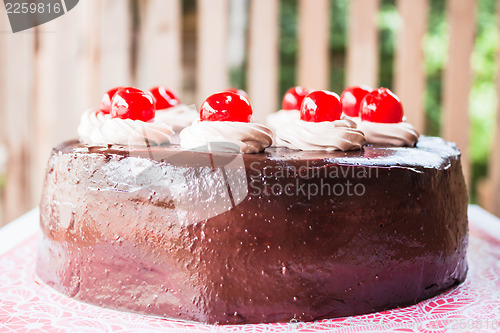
0,0,499,225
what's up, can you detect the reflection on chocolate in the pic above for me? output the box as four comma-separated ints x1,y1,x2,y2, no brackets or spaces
36,136,468,324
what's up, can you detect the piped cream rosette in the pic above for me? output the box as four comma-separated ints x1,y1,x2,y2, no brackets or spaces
276,117,366,152
180,120,273,154
78,109,174,146
357,119,419,147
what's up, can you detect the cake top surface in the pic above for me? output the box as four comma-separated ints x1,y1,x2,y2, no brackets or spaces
55,136,459,171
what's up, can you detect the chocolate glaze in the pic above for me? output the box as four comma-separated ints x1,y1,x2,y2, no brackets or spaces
36,136,468,324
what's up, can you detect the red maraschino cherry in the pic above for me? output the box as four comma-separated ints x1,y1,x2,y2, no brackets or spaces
300,90,342,122
225,88,249,101
149,86,180,110
340,86,372,117
99,87,123,114
282,86,312,111
200,91,252,122
360,87,404,123
111,87,156,122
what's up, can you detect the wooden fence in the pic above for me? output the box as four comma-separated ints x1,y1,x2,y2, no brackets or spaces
0,0,499,225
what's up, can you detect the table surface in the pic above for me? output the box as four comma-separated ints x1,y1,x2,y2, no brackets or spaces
0,206,499,332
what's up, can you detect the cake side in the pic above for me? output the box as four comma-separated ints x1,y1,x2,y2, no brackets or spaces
36,137,468,324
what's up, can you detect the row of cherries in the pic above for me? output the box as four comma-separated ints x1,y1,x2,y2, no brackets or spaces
282,86,404,123
199,86,403,124
98,86,249,123
198,86,403,124
98,86,182,122
97,84,402,124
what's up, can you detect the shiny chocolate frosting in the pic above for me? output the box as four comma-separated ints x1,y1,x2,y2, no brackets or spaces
36,136,468,324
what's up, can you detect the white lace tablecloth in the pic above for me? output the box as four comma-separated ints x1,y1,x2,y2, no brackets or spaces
0,206,499,332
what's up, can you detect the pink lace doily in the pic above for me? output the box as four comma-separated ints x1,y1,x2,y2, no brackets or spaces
0,221,499,332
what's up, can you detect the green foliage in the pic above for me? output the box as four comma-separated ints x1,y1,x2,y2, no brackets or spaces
279,0,298,99
329,0,347,93
424,0,447,137
470,0,498,201
230,64,247,91
378,0,397,89
0,174,5,190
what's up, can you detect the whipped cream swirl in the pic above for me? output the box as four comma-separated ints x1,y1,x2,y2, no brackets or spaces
357,121,419,147
78,109,111,143
78,109,173,146
266,109,300,132
276,117,366,152
155,105,199,131
180,120,273,154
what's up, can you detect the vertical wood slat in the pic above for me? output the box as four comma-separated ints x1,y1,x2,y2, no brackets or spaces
442,0,477,185
297,0,330,90
346,0,380,88
99,0,134,91
394,0,429,134
137,0,182,93
3,30,36,222
247,0,279,122
75,0,101,112
196,0,229,106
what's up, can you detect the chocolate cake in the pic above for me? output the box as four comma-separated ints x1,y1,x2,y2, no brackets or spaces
37,136,468,324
